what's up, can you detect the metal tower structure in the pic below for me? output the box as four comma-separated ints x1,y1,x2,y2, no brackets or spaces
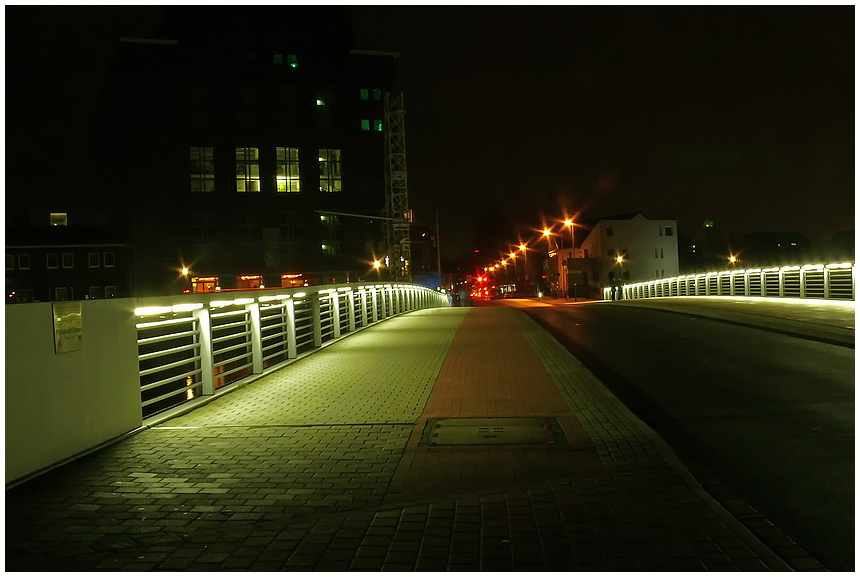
383,92,412,282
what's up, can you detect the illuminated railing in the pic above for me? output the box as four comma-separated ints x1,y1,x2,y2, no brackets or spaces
135,282,448,419
603,263,856,302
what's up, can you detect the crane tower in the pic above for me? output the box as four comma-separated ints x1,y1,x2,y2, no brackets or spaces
383,92,412,282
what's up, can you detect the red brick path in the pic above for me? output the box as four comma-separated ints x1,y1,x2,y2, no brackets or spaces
386,307,603,504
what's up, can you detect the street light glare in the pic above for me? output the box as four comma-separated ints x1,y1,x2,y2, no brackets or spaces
181,267,188,276
373,260,381,269
519,244,526,251
564,219,573,227
509,252,515,259
542,229,551,237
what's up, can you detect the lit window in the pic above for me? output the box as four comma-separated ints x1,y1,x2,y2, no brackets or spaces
274,53,283,65
372,89,382,101
665,227,673,236
50,213,68,226
18,254,30,270
316,99,325,106
105,286,117,298
88,252,100,268
361,119,370,131
276,147,300,193
103,252,115,267
47,253,58,269
236,147,261,192
190,147,215,192
287,54,297,68
5,254,13,270
374,119,382,132
54,287,68,301
606,227,613,237
318,149,342,193
62,253,74,269
360,88,369,100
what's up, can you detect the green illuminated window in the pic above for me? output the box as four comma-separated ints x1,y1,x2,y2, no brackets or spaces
374,119,382,132
236,147,260,192
360,88,369,100
276,147,300,193
372,89,382,101
318,149,342,193
190,147,215,192
274,54,283,65
288,54,297,68
361,119,370,131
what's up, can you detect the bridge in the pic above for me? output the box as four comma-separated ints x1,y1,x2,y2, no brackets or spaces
5,268,854,571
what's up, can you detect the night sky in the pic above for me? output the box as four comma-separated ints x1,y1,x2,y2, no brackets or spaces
351,6,854,261
7,6,854,264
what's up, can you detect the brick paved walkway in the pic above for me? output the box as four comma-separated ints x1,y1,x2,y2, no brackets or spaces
6,306,815,571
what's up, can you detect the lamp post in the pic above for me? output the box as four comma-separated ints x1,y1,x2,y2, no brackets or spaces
519,243,529,293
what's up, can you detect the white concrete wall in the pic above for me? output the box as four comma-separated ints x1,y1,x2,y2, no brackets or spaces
5,298,142,484
582,214,680,285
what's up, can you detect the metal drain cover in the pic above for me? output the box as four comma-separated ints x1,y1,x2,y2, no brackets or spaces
424,417,559,446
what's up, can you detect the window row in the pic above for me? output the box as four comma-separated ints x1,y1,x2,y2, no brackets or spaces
190,147,341,193
359,88,383,101
6,252,115,271
360,119,383,131
51,286,117,301
273,54,298,67
605,226,673,237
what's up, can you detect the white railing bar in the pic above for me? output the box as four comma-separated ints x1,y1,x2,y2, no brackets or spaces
214,360,254,380
140,368,202,392
137,328,199,346
213,340,252,356
211,329,252,344
141,383,203,407
138,342,200,362
212,319,250,332
139,355,199,377
210,309,249,319
136,316,197,329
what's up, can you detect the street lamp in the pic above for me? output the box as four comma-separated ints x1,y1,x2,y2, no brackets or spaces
563,218,574,252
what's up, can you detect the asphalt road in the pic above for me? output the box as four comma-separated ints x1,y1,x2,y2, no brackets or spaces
490,297,855,572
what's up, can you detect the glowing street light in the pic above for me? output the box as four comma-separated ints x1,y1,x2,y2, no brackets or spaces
509,252,515,259
728,255,737,264
181,267,189,276
519,243,526,251
373,260,381,269
616,255,624,264
542,228,551,237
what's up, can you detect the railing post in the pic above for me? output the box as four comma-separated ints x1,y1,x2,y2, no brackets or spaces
824,268,831,299
778,269,785,298
744,271,750,296
760,271,765,296
852,265,856,301
371,288,379,322
331,293,341,339
192,307,214,396
284,298,297,359
311,292,322,348
800,268,806,298
360,289,369,326
348,290,356,332
248,302,263,374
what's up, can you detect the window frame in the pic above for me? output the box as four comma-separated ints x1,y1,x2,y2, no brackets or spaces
88,252,100,268
50,213,68,226
18,254,30,270
360,119,370,131
103,252,115,268
359,88,369,101
275,147,300,193
105,286,117,298
54,287,68,301
190,147,215,192
47,253,59,269
665,226,673,236
236,147,261,193
62,252,74,269
6,254,14,270
606,227,613,237
318,149,343,193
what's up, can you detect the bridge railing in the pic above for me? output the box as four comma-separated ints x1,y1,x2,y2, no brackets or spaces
135,282,448,420
603,263,856,301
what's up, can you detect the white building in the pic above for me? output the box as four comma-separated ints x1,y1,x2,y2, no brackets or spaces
549,213,680,298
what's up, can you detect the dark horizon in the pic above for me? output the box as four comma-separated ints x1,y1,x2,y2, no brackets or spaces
6,6,854,265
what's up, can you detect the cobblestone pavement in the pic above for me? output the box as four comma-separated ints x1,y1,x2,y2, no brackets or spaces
6,306,823,571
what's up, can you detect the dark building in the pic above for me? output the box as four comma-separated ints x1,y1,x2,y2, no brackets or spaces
6,6,406,302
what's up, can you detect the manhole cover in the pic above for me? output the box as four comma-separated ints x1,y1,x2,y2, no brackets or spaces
422,417,563,446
